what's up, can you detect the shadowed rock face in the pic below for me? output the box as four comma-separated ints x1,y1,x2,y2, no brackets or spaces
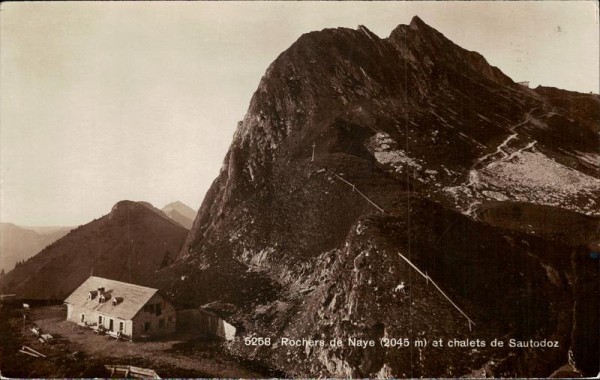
157,17,598,377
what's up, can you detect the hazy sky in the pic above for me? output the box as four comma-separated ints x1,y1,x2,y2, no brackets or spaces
1,1,598,226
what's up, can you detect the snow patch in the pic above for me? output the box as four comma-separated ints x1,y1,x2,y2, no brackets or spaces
369,132,423,172
574,150,600,168
483,151,600,193
481,190,509,201
374,150,423,172
445,150,600,216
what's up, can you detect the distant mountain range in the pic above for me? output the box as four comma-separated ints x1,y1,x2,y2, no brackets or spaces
161,201,197,229
0,223,72,273
0,201,188,300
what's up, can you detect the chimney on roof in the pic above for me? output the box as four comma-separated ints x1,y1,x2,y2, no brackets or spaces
97,287,111,303
112,297,124,306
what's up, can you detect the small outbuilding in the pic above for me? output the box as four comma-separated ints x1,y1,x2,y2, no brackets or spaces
177,308,236,340
64,276,176,341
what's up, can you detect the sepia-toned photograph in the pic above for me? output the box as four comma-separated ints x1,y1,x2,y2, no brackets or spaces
1,1,598,378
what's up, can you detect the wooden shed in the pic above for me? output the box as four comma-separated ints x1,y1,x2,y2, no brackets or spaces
64,276,176,341
177,308,236,340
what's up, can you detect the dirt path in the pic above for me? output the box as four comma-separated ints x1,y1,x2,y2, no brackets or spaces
2,305,274,378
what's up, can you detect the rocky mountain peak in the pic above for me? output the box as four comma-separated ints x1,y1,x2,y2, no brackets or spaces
409,15,427,29
165,17,599,377
388,16,444,43
109,200,161,217
164,200,188,209
109,200,150,220
162,201,196,216
162,201,197,229
193,18,531,235
405,14,439,35
389,17,515,88
110,199,142,213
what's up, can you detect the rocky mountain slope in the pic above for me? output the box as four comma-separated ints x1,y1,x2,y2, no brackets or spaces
155,16,598,377
162,201,197,229
0,201,188,300
0,223,71,273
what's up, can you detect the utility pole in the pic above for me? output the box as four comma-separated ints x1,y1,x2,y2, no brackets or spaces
311,142,316,161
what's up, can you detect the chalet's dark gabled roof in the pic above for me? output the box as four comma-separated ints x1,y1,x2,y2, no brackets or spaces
64,276,160,320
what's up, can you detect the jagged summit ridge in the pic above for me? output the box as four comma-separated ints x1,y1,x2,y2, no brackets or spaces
188,16,597,247
238,16,517,144
388,17,515,87
409,15,427,28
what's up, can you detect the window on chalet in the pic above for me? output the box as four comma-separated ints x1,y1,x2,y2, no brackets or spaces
143,303,162,316
159,319,165,329
143,322,151,332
